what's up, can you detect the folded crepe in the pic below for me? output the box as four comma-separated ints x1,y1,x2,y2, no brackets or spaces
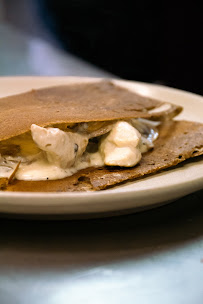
0,80,203,192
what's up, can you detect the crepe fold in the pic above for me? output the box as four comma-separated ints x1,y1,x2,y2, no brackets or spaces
0,80,182,141
4,120,203,192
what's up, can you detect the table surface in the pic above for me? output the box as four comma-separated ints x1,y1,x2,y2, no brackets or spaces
0,23,203,304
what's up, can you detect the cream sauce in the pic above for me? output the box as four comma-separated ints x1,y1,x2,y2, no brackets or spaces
0,120,159,181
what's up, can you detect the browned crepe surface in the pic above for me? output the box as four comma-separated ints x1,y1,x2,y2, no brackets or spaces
0,80,182,141
5,120,203,192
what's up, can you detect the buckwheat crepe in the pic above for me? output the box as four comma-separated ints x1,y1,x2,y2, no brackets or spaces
0,80,203,192
0,80,182,141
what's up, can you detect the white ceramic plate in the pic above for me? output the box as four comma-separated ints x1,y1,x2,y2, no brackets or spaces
0,77,203,218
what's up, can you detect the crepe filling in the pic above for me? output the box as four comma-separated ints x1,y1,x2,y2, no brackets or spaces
0,119,159,182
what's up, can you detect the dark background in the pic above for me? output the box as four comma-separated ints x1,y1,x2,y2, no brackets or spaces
36,1,203,95
2,1,203,95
